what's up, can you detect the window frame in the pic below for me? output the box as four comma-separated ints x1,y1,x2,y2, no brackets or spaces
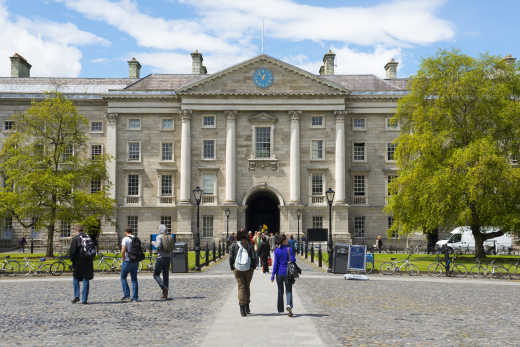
201,173,217,196
252,125,274,159
60,220,71,238
127,174,140,197
90,121,103,133
388,216,398,239
127,141,141,162
312,216,324,229
127,118,141,131
160,118,174,131
159,174,173,197
310,139,325,161
311,115,324,128
90,144,103,161
352,118,367,131
161,142,174,162
90,177,102,193
202,215,214,238
354,216,365,238
386,143,397,162
127,216,138,235
310,173,324,196
353,175,366,197
160,216,172,233
62,144,74,162
385,117,400,131
4,120,15,131
202,139,216,160
202,115,216,129
353,142,366,162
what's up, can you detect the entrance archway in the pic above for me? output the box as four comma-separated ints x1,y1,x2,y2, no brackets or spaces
245,190,280,234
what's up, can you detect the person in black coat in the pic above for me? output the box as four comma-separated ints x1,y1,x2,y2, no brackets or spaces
69,225,95,304
258,234,271,273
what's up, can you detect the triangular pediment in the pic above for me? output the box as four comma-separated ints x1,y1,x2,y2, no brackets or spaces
177,55,350,96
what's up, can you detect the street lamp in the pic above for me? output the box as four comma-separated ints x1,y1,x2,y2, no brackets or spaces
193,186,203,271
326,187,335,273
297,209,302,254
225,208,230,254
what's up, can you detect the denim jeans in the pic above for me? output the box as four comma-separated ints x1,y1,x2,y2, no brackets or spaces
153,257,170,290
73,277,89,303
121,261,138,300
276,274,293,312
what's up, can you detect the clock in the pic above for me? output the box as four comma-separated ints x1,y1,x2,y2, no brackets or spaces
253,68,273,88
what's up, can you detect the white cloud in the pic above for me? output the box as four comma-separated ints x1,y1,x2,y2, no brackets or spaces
0,0,110,77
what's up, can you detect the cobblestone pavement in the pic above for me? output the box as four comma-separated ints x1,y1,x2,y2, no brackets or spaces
0,273,234,346
296,275,520,346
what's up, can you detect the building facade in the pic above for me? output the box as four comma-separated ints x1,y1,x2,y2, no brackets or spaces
0,51,417,249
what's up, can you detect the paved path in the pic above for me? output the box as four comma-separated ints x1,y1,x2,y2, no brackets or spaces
201,267,326,347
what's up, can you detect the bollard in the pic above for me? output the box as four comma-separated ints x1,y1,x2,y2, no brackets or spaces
311,243,315,263
318,244,323,268
205,242,209,267
30,239,34,254
217,242,221,259
213,242,216,262
305,242,308,259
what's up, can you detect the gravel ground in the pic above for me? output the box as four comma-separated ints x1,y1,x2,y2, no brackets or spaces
0,273,234,346
296,276,520,346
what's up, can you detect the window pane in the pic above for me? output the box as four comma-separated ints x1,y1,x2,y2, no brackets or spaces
161,119,173,129
203,116,215,127
311,174,323,196
311,140,323,160
160,216,172,233
161,175,172,195
255,127,271,158
91,121,103,132
129,119,141,129
312,216,323,229
203,140,215,159
353,143,365,161
127,216,138,234
202,175,215,195
312,116,323,127
128,142,140,161
387,143,396,161
202,215,213,237
387,175,397,196
91,144,102,160
91,177,101,193
63,144,73,161
353,176,365,196
353,119,365,129
60,221,71,238
354,216,365,237
162,143,173,161
4,121,15,130
128,175,139,196
386,118,399,129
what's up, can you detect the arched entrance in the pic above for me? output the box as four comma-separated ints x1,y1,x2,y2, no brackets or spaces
245,190,280,234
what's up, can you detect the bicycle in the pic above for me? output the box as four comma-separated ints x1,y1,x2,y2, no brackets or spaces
380,254,419,276
20,257,52,276
488,259,511,280
49,256,71,276
96,254,121,272
469,259,489,278
0,255,20,274
427,254,467,277
505,259,520,278
139,253,157,272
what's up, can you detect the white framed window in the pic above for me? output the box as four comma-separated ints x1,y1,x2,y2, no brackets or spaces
202,115,216,128
4,120,15,131
311,174,323,196
161,118,174,130
128,118,141,130
311,115,324,128
202,215,214,238
311,140,324,160
90,121,103,133
388,216,398,239
202,140,216,160
160,216,172,233
91,144,103,160
312,216,323,229
353,175,367,205
127,216,138,234
353,118,366,130
90,177,101,193
128,142,141,161
387,143,397,162
254,126,272,158
354,216,365,238
202,174,216,195
160,175,173,196
62,144,73,162
353,143,366,161
386,175,397,203
60,221,71,238
161,142,174,161
127,175,139,196
385,117,400,130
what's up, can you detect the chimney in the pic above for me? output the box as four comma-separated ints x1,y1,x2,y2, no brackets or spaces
384,58,398,79
322,50,335,75
10,53,31,78
191,50,207,74
128,57,141,79
503,54,516,65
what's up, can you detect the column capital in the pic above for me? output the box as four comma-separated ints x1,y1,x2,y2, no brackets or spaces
105,113,118,125
180,109,192,120
288,110,302,121
334,110,349,121
225,110,237,120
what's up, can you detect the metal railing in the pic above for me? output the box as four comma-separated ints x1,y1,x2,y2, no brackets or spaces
352,195,367,205
201,194,216,204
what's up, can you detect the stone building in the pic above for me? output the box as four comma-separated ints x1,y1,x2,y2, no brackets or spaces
0,51,416,250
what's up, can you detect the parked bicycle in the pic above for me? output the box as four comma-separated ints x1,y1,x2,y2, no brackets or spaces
427,254,467,277
20,257,52,276
139,253,157,272
487,259,510,280
380,254,419,276
96,254,121,272
49,256,71,276
469,259,489,278
0,256,19,274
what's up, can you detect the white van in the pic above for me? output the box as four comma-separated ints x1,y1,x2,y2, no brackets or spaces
436,226,512,253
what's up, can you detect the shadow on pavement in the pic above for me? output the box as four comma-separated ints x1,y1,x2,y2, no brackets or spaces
86,296,206,305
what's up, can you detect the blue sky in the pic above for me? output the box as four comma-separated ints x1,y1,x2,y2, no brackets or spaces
0,0,518,79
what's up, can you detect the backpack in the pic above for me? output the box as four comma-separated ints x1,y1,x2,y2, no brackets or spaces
159,234,174,253
234,243,251,271
287,247,302,281
79,234,97,259
128,236,145,262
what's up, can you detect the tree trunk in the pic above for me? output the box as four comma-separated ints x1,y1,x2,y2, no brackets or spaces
472,226,486,259
46,224,54,257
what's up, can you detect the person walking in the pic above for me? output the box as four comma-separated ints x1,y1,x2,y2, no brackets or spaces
152,224,174,299
69,225,95,304
375,235,383,253
230,229,257,317
19,236,27,253
271,234,296,317
258,233,271,273
120,228,141,302
288,234,296,254
268,233,276,255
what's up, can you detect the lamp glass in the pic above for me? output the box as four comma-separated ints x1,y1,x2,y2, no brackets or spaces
193,186,203,203
225,208,230,217
326,188,335,204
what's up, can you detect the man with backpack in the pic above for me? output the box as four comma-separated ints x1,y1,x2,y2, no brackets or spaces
152,224,174,299
69,225,96,304
121,228,145,302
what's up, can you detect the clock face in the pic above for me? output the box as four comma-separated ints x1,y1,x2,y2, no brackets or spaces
253,68,273,88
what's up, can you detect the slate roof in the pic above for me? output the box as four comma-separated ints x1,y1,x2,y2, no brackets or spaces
320,75,409,92
0,77,136,94
124,74,206,91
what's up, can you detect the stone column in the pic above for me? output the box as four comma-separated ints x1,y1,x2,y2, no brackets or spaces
224,111,237,203
103,113,118,236
334,110,346,203
179,110,192,203
289,111,301,203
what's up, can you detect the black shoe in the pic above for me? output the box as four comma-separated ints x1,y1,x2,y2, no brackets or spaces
121,296,131,302
246,304,251,314
81,301,88,305
162,287,168,299
287,305,293,317
71,297,79,304
240,305,247,317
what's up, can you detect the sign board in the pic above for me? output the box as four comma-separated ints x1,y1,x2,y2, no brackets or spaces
347,245,367,272
306,228,328,242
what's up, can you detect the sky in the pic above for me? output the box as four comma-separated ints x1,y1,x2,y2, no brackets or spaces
0,0,517,79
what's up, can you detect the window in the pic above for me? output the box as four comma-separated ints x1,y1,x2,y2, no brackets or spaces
90,177,101,193
312,216,323,229
354,216,365,238
2,216,13,240
386,117,400,130
388,216,398,239
161,118,174,130
62,144,73,162
127,216,138,234
91,144,103,160
311,174,323,196
127,175,139,196
353,176,366,196
161,175,172,196
387,143,397,161
161,143,173,161
311,116,323,128
90,121,103,132
386,175,397,197
60,221,71,238
203,115,216,128
353,118,366,130
128,119,141,130
202,174,216,195
311,140,324,160
160,216,172,233
202,140,215,160
31,217,40,239
128,142,140,161
255,127,271,158
4,120,15,131
353,143,365,161
202,215,213,238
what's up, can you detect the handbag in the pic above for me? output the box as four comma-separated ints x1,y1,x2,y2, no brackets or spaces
287,247,302,281
267,257,272,267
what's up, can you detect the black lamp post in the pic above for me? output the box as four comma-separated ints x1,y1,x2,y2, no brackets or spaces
193,186,203,271
326,187,335,273
225,208,230,254
297,209,302,254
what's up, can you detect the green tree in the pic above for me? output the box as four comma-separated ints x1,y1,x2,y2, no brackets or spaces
0,93,114,256
386,50,520,258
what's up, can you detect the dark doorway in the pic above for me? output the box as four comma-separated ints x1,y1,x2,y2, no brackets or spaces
246,190,280,234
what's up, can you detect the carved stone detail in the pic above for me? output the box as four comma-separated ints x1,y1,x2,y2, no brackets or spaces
225,110,237,120
105,113,118,124
181,109,192,120
288,110,302,121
